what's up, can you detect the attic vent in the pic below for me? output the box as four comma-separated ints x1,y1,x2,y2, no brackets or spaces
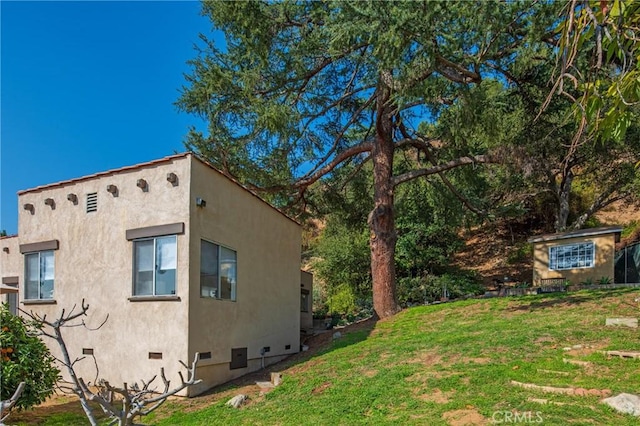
86,193,98,213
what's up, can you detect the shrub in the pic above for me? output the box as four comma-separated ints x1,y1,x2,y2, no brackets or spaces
312,283,329,319
327,284,358,316
397,277,432,306
598,276,612,285
0,304,60,411
325,284,373,326
397,271,484,306
507,243,533,265
431,272,485,300
621,220,640,239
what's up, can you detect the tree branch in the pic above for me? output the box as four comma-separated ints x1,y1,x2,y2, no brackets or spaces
434,54,481,84
298,90,377,181
395,130,489,216
0,382,26,422
393,154,498,186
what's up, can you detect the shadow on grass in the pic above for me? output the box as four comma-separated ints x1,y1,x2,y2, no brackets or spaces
506,287,639,312
191,317,377,400
7,398,107,426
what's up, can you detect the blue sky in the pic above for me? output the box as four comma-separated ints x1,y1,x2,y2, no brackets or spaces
1,0,214,235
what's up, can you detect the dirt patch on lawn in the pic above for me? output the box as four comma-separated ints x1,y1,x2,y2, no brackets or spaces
407,349,443,366
534,335,556,345
311,381,332,395
418,388,455,404
442,408,488,425
361,368,379,377
463,357,492,364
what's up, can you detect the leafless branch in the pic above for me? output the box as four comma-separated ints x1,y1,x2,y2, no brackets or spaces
0,382,26,423
24,301,202,426
90,352,202,424
22,300,102,426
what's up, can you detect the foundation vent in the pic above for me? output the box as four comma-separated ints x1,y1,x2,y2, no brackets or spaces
230,347,247,370
200,352,212,359
86,192,98,213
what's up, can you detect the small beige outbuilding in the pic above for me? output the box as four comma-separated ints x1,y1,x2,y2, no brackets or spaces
0,153,307,396
528,226,622,287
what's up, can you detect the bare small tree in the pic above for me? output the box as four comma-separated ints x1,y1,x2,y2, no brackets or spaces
82,354,201,426
0,382,25,426
24,300,201,426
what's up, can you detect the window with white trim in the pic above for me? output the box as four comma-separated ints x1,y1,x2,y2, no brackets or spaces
133,235,177,296
200,240,237,300
549,242,595,270
25,251,55,300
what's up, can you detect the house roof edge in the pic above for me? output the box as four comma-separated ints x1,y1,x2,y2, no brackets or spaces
17,153,191,195
190,154,301,227
527,226,623,244
16,152,301,227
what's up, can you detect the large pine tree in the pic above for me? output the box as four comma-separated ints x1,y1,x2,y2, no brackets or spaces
177,0,557,318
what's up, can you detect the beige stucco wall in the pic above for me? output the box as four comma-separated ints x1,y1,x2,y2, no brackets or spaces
1,236,20,305
12,153,303,397
532,233,616,286
17,156,192,391
300,270,313,331
187,158,301,395
0,236,20,276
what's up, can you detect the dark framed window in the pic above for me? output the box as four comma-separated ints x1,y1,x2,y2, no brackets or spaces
201,240,237,300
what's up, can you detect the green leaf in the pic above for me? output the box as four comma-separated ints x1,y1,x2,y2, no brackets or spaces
610,0,624,18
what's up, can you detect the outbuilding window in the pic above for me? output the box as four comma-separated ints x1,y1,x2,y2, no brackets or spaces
549,242,595,270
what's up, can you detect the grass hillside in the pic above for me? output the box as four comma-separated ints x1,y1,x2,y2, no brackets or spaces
14,289,640,425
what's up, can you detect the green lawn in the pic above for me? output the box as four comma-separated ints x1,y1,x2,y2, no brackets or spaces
11,289,640,425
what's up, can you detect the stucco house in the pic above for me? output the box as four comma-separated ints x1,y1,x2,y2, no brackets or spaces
528,226,622,287
0,153,310,396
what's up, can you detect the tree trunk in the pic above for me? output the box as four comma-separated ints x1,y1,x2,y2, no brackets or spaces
368,79,401,319
55,328,98,426
554,170,573,232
